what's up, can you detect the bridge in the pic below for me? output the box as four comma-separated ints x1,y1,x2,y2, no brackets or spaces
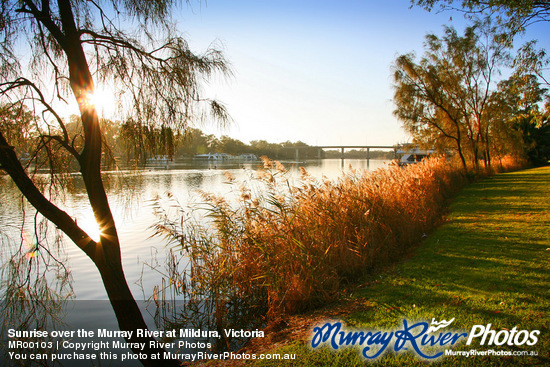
289,145,397,161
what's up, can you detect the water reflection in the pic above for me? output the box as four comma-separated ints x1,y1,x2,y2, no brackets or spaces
0,159,389,364
1,159,389,300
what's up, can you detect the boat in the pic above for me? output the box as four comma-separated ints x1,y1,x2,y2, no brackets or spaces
193,153,234,161
237,153,258,160
396,147,435,166
146,155,174,165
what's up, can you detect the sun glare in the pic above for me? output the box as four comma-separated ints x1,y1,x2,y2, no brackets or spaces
77,213,101,243
85,91,99,108
80,87,117,117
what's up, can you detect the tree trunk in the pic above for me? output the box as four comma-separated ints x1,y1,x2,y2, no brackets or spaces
455,140,468,170
452,121,468,170
96,249,180,367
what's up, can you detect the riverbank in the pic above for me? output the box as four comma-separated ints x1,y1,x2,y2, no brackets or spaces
232,166,550,366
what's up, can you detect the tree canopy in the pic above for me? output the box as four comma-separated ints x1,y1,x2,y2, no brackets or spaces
411,0,550,30
393,23,549,168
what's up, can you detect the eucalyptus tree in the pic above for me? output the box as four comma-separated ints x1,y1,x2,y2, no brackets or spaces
488,72,549,165
411,0,550,99
411,0,550,31
0,0,229,365
393,24,511,169
515,41,550,89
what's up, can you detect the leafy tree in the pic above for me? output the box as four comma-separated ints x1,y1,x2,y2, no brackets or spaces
488,72,547,162
176,127,214,156
411,0,550,31
0,104,36,157
119,119,181,164
393,24,512,169
515,41,550,88
490,72,550,165
249,139,280,158
514,109,550,165
0,1,229,365
217,135,249,155
412,0,550,94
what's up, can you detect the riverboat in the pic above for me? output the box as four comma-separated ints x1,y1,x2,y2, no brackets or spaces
193,153,234,160
146,155,174,165
238,153,258,160
396,148,434,166
193,153,259,161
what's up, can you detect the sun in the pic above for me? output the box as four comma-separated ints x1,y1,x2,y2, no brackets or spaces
86,90,100,107
76,212,102,243
81,87,117,117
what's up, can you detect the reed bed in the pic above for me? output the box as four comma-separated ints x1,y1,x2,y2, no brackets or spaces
152,156,524,324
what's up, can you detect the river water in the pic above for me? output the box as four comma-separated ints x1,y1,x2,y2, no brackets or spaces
1,158,389,301
1,158,390,365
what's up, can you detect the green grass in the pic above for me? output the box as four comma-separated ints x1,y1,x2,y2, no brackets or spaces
251,166,550,366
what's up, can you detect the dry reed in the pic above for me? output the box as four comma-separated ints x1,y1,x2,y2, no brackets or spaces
152,155,525,322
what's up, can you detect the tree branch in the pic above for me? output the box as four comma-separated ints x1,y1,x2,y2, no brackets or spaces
20,0,68,51
1,78,81,160
79,29,169,63
0,130,97,258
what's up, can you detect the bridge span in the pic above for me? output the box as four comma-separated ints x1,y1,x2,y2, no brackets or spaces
316,145,396,160
291,145,397,161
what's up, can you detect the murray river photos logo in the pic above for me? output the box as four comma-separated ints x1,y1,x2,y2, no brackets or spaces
310,318,540,360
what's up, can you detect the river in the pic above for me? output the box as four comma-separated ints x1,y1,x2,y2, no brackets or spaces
1,158,389,301
0,158,389,366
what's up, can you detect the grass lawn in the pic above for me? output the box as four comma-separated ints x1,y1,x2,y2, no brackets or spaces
249,166,550,366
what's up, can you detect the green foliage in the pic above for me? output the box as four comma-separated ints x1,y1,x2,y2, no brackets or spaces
0,103,36,156
514,41,550,88
393,22,549,170
412,0,550,93
118,119,181,164
489,73,549,165
411,0,550,31
513,108,550,166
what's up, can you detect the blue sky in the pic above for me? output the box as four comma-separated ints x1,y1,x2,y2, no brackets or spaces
124,1,550,146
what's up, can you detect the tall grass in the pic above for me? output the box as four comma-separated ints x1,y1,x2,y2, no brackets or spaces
152,156,524,325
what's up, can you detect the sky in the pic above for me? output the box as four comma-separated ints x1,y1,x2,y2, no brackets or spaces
97,0,550,147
